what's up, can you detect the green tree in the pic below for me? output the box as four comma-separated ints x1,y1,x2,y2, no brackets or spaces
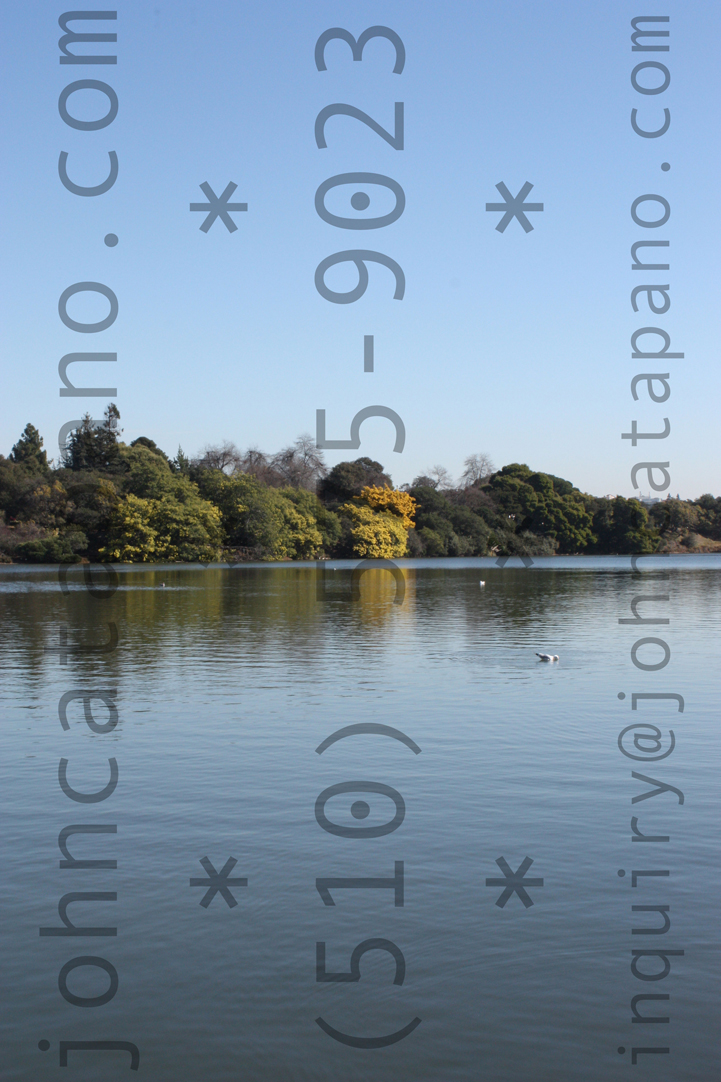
10,424,49,472
488,465,540,521
0,458,67,528
589,497,659,554
64,404,123,473
693,495,721,540
649,498,699,537
130,436,171,463
150,493,223,561
99,494,158,562
447,505,491,554
14,536,84,563
319,457,392,506
120,442,179,499
407,484,490,556
97,444,224,561
274,497,323,558
525,472,594,553
486,466,593,553
282,488,341,553
194,469,323,559
63,475,120,560
415,526,446,556
100,490,223,562
173,446,192,475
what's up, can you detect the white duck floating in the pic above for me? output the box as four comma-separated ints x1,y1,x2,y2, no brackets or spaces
536,652,559,662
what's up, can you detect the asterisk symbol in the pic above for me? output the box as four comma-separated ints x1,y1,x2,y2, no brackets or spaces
486,856,544,908
485,181,543,233
190,856,247,908
495,555,535,569
190,181,248,233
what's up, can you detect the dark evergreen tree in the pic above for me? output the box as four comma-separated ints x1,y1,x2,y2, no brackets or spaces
319,457,392,506
10,424,49,472
64,404,123,473
589,497,659,554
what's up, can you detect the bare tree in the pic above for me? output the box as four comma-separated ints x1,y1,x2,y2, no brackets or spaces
240,446,268,474
238,446,282,485
460,453,495,488
270,434,327,490
427,464,454,491
194,434,327,491
195,440,243,474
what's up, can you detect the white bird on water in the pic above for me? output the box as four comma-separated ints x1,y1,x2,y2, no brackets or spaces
479,580,485,587
536,652,559,662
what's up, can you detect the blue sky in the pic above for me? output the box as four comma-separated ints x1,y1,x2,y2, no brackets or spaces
1,1,719,497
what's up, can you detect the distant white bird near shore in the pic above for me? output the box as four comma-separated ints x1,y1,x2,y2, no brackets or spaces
479,580,485,586
536,652,559,662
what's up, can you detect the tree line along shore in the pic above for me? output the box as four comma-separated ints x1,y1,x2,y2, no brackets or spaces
1,407,719,564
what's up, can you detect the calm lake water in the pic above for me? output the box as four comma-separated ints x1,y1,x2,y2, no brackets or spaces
1,556,719,1081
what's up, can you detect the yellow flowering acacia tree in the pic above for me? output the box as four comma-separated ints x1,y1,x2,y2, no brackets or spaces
358,485,417,529
337,503,407,558
337,487,416,559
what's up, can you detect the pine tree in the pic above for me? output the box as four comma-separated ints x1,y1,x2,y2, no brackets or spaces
64,404,123,472
173,445,191,475
9,423,49,472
